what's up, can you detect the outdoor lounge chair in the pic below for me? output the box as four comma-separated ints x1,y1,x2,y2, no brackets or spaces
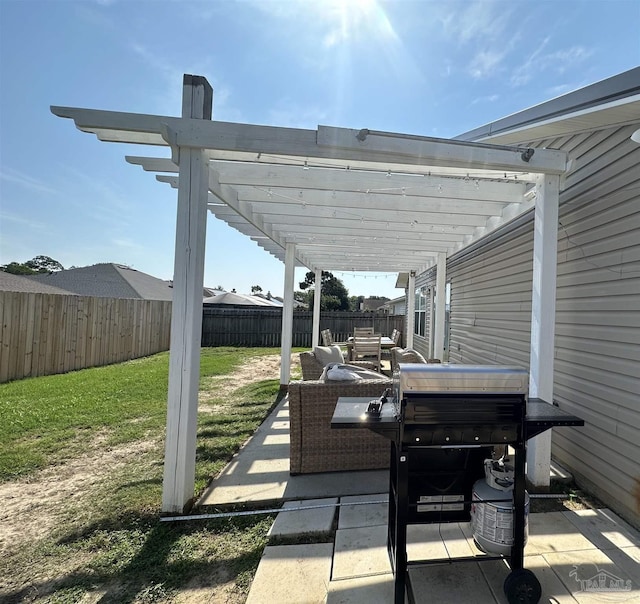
389,347,441,374
288,377,392,474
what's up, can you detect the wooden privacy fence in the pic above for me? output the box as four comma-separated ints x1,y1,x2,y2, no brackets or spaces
0,292,172,383
201,307,404,348
0,295,404,382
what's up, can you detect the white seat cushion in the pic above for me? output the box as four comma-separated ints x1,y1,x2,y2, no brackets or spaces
313,345,345,366
320,363,383,381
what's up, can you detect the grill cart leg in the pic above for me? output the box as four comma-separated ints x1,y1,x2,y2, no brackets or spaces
388,444,410,604
504,441,541,603
510,443,526,571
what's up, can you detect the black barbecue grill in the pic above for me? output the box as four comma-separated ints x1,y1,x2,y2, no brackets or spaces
331,363,585,604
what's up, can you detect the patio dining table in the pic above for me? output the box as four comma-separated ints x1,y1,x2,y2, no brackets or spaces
345,335,396,361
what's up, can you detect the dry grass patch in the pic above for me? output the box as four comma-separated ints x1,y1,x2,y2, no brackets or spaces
0,348,293,604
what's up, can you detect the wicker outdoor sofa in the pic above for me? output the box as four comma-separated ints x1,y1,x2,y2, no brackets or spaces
299,349,377,380
288,377,392,474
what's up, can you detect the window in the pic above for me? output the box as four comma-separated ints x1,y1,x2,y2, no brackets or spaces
414,286,428,337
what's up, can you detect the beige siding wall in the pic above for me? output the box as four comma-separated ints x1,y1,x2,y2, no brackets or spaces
442,123,640,527
448,223,533,367
552,125,640,526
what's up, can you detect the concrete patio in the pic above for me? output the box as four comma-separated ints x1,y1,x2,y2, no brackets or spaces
197,397,640,604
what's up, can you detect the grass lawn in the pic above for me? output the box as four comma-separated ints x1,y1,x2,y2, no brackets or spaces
0,347,297,603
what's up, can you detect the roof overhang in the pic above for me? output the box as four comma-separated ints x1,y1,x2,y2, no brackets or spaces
51,100,568,277
457,67,640,145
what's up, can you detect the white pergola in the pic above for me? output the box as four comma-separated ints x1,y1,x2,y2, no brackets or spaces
52,75,568,513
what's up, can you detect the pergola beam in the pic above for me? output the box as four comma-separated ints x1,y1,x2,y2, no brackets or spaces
53,107,567,173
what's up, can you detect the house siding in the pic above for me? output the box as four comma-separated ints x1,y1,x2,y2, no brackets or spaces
441,123,640,527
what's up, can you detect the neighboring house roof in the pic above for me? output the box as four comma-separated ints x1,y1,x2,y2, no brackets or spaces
0,271,72,295
203,287,226,297
25,263,174,300
382,295,406,307
362,298,388,311
253,292,284,306
203,292,282,306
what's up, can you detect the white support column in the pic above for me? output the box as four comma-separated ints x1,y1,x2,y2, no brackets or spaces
434,252,447,361
527,174,560,487
162,75,212,513
312,268,322,348
406,271,416,349
280,243,296,388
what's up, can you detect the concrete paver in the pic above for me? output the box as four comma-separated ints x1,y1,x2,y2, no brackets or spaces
332,524,392,580
407,522,476,561
244,543,333,604
338,493,388,530
268,497,338,540
409,560,500,603
541,547,640,603
563,508,640,550
527,512,599,555
326,574,397,604
198,399,387,506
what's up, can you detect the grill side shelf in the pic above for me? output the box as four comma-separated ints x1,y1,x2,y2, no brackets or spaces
525,399,584,440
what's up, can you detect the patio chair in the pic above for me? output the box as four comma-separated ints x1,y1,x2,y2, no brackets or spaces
351,335,382,372
381,328,402,364
353,326,374,336
321,328,347,347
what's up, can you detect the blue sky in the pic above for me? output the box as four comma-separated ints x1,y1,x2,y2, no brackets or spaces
1,0,638,299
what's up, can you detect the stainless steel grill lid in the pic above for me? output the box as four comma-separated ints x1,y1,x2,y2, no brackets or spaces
394,364,528,398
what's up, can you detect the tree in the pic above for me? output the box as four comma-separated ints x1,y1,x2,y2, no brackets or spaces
349,295,365,311
1,255,64,275
294,289,312,309
1,262,35,275
298,271,350,310
251,285,263,294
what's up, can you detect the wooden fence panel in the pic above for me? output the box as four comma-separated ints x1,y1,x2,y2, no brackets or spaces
0,292,172,383
1,293,404,382
201,307,404,348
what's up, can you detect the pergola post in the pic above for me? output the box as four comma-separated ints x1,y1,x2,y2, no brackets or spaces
406,271,416,349
434,252,447,361
527,174,560,486
162,75,212,513
280,243,296,387
312,268,322,348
